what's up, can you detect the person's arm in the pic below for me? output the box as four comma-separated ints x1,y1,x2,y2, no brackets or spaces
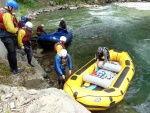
67,54,72,75
17,29,25,48
102,50,108,65
55,55,63,76
3,13,18,33
67,54,72,70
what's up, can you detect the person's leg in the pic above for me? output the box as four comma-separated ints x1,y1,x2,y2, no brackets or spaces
61,70,66,88
24,44,34,67
1,37,17,70
55,69,66,89
58,76,63,89
107,53,110,61
1,37,24,74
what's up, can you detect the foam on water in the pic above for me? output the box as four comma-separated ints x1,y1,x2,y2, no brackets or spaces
114,2,150,10
133,95,150,113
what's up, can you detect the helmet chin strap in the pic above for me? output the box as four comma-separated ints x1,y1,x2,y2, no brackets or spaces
7,6,13,12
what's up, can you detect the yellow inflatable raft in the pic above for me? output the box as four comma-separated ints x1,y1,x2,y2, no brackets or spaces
63,50,135,111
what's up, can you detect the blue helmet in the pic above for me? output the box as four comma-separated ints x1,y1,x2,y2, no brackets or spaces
6,0,19,10
21,16,26,20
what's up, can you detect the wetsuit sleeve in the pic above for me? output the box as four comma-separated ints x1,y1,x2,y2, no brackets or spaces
55,55,63,76
67,54,72,70
17,29,25,47
3,13,18,33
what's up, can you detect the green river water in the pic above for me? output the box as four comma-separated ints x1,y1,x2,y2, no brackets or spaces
32,2,150,113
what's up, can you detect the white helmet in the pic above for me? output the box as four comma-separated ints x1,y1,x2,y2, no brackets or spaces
60,49,67,57
25,22,33,28
60,36,66,42
61,18,64,20
41,24,44,27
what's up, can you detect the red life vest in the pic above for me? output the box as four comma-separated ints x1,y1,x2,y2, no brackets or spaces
22,29,31,42
0,9,16,29
36,26,42,33
54,42,66,53
18,21,22,28
0,9,8,29
60,55,68,66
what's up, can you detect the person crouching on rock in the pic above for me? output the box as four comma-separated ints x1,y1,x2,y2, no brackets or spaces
54,49,72,89
17,22,35,67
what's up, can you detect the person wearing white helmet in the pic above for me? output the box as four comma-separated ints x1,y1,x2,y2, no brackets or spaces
17,21,35,67
54,49,72,89
58,18,67,32
36,24,47,36
54,36,67,53
95,46,110,71
0,0,24,74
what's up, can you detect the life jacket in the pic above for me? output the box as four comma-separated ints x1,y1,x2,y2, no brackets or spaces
54,42,65,53
22,29,31,42
18,20,23,28
60,55,68,66
0,9,16,29
36,26,42,33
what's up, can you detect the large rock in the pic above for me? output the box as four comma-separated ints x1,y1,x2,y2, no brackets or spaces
0,40,48,89
0,39,7,59
0,85,91,113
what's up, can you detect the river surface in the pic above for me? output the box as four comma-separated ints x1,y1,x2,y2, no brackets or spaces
32,2,150,113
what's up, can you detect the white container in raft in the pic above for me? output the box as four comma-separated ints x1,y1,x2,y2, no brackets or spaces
83,69,117,88
98,61,122,72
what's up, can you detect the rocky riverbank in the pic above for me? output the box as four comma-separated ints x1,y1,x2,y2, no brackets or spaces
0,38,91,113
0,85,91,113
25,2,99,20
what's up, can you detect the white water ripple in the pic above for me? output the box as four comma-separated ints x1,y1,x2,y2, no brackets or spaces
114,2,150,10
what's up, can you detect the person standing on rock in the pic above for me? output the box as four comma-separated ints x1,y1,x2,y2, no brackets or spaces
0,0,24,74
17,22,35,67
54,49,72,89
54,36,66,53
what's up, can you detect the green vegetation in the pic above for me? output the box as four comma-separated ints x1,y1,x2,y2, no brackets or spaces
16,0,50,15
0,63,11,76
16,0,99,15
